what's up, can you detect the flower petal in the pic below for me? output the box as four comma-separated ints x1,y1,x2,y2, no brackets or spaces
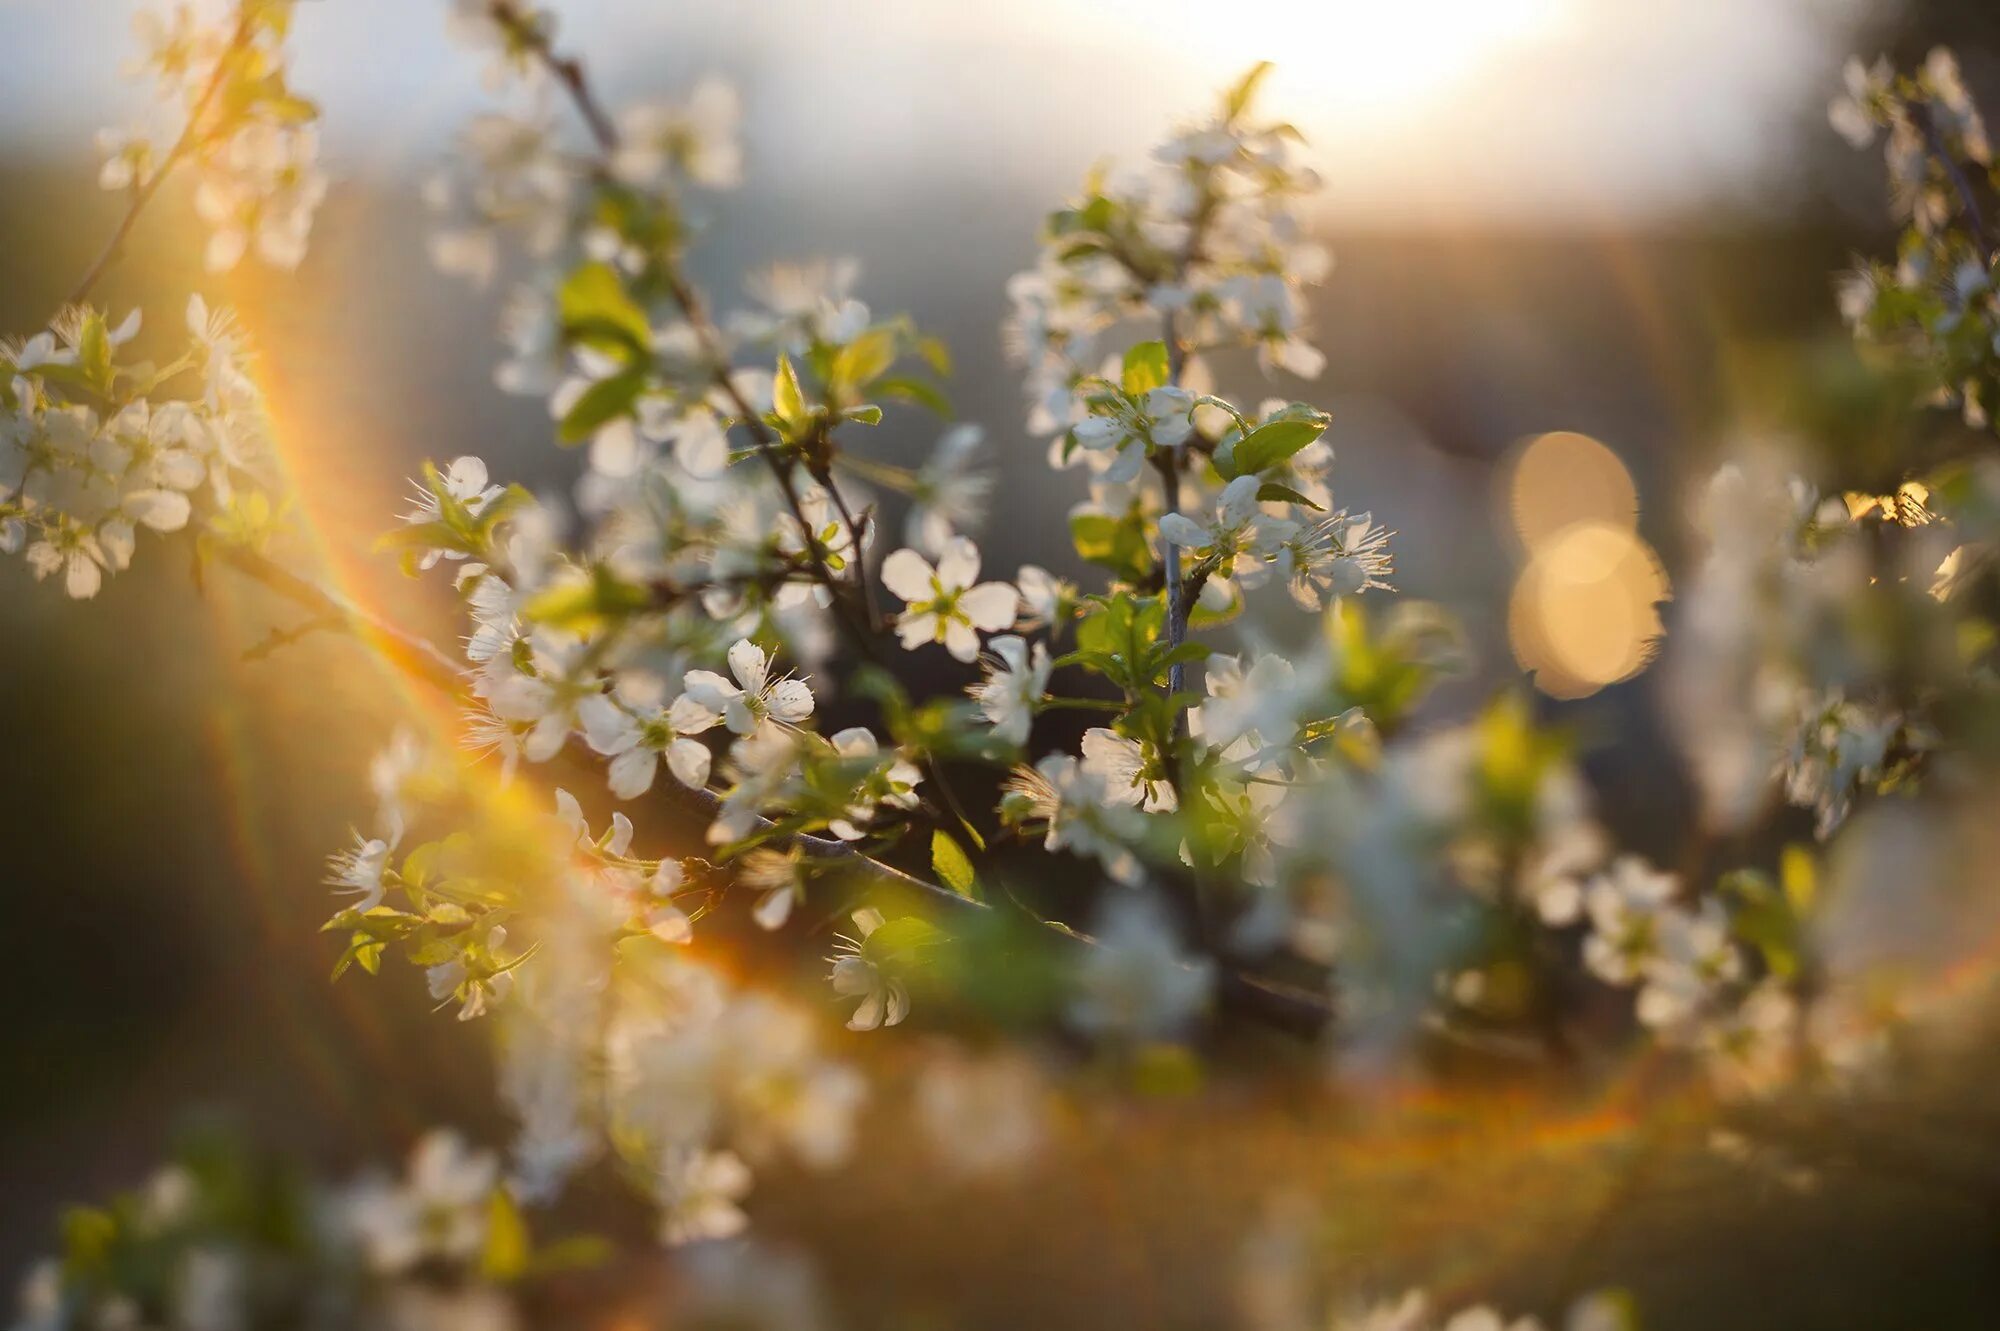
880,547,936,603
958,581,1020,632
726,638,769,693
935,535,981,590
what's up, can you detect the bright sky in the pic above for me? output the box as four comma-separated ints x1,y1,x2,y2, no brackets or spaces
0,0,1876,223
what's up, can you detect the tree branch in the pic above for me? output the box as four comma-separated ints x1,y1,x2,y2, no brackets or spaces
62,7,257,315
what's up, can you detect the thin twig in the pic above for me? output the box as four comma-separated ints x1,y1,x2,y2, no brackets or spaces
493,0,879,658
62,9,257,315
1912,99,1996,257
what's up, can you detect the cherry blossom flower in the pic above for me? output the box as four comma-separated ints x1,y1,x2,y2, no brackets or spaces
882,536,1019,662
655,1147,753,1246
1277,512,1395,609
678,639,816,740
970,634,1051,746
577,690,714,798
827,908,909,1032
612,80,744,190
904,423,993,556
1159,473,1292,585
1072,386,1195,484
1582,856,1679,986
1081,727,1179,813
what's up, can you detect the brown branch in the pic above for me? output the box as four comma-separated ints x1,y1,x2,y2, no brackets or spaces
1912,99,1996,257
493,0,880,658
62,8,257,315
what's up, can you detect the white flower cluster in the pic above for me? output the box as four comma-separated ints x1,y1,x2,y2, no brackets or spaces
1007,63,1331,439
108,1,327,272
325,732,868,1236
1,298,276,598
1667,456,1943,840
1830,48,1999,428
11,1128,539,1331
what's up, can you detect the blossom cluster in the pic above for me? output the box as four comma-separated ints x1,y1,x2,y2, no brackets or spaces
325,730,867,1236
104,0,327,272
1,298,279,597
14,0,2000,1309
1831,48,1998,427
9,1127,559,1331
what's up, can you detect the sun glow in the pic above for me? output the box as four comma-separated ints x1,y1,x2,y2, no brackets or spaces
1145,0,1570,114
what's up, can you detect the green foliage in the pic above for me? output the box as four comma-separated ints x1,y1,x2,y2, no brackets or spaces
378,463,534,574
1069,506,1156,584
1217,409,1328,479
931,829,979,899
1121,339,1170,394
557,367,649,444
558,261,651,360
1073,592,1209,698
519,563,654,633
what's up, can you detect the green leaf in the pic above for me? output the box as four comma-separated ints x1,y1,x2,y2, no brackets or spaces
773,354,808,428
520,565,652,632
1121,340,1170,394
557,368,648,445
832,327,898,393
524,1234,616,1277
480,1190,531,1282
1223,61,1275,121
842,404,884,426
558,262,650,357
60,1206,117,1273
77,313,112,392
917,335,954,377
1069,509,1154,583
862,916,949,967
874,375,953,417
931,830,978,899
1257,481,1324,511
1229,417,1326,477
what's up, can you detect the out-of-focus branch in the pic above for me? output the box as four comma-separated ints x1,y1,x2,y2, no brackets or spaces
62,8,257,315
488,0,881,656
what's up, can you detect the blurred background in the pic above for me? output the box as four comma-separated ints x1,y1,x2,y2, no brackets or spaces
7,1,2000,1325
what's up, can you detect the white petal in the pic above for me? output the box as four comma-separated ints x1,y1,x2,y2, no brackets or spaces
880,547,936,603
667,737,712,788
753,887,795,931
847,989,886,1031
943,618,981,662
1216,474,1263,530
577,695,639,755
608,747,658,799
648,907,693,945
554,788,586,838
958,581,1020,632
674,414,727,476
766,678,815,724
896,610,938,651
670,687,725,734
125,488,191,532
726,638,769,693
935,535,981,590
65,552,102,599
1158,513,1210,548
680,670,739,713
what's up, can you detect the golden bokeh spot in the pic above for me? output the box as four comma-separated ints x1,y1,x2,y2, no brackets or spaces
1510,521,1669,699
1504,430,1639,550
1499,433,1668,699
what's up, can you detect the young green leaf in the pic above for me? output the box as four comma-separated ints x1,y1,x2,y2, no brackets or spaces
1122,340,1171,395
1230,416,1326,477
931,829,978,899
